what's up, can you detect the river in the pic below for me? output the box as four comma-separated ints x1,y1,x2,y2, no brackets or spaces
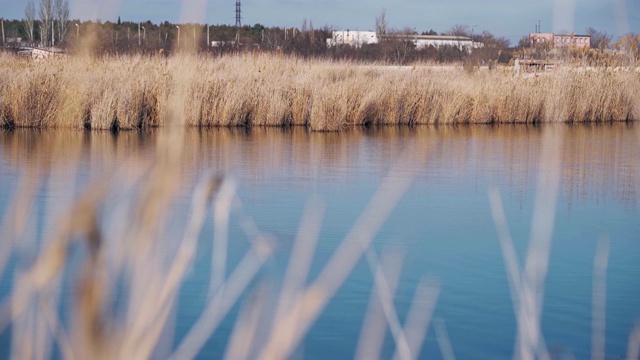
0,124,638,359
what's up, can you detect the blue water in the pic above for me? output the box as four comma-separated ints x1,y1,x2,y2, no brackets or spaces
0,124,639,359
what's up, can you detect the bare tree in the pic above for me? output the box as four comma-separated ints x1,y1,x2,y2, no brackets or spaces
25,1,36,45
447,24,470,37
54,0,70,46
477,30,510,48
261,29,281,51
384,27,416,64
375,8,387,36
586,27,612,50
39,0,54,47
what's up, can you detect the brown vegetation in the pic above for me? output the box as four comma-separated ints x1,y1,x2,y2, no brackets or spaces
0,52,638,131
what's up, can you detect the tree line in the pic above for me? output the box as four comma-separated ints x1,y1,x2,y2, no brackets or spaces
2,2,637,65
1,16,510,64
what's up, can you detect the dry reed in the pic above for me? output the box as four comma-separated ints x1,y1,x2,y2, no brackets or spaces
0,52,638,131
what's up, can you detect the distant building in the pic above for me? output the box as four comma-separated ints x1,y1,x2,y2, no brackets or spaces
16,47,65,60
385,34,482,50
529,33,554,47
529,33,591,49
327,31,482,50
326,31,378,48
553,34,591,48
211,41,235,48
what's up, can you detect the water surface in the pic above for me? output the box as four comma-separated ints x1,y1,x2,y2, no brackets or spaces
0,124,639,359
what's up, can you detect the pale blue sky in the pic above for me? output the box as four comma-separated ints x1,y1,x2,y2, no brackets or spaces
1,0,638,44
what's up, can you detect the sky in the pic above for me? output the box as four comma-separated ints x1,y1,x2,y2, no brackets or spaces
1,0,638,45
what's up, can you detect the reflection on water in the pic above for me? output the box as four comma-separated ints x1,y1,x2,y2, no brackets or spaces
2,124,638,207
0,124,639,359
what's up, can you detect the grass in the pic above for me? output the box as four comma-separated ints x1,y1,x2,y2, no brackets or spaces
0,52,638,131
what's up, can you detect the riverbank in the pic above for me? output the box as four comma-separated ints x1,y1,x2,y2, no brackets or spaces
1,53,638,131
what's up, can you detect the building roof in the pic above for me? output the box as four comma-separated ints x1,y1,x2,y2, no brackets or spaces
381,34,473,41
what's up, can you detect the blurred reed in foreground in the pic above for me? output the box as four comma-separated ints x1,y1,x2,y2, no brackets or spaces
0,121,441,359
0,53,638,132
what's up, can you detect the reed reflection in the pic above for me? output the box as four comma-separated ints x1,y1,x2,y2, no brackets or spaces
1,124,638,208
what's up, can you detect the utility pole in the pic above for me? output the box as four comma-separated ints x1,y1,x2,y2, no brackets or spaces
138,23,141,46
1,19,5,47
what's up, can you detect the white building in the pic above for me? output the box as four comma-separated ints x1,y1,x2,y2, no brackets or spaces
211,41,235,48
327,31,482,51
410,35,482,50
326,31,378,48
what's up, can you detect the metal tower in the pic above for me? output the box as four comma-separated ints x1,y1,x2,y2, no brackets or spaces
235,1,242,27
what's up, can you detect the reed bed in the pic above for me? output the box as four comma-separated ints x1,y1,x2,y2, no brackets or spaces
0,52,638,131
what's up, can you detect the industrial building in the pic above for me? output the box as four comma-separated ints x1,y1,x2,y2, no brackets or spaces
387,34,482,50
327,30,482,50
529,32,591,49
326,31,378,47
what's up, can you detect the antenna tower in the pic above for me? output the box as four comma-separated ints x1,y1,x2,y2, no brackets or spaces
235,1,242,27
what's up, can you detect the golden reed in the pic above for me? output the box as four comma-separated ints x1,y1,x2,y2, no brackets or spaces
0,52,638,131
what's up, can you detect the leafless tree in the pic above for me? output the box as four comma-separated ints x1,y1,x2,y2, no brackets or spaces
39,0,54,47
55,0,70,46
477,30,510,48
375,8,387,36
25,1,36,45
447,24,470,37
261,29,283,51
384,27,416,64
586,27,612,49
